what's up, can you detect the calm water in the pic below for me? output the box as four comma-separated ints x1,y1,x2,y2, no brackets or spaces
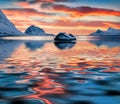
0,36,120,104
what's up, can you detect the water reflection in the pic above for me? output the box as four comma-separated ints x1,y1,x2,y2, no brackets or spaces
0,37,120,104
90,40,120,47
25,41,44,50
0,40,22,61
54,42,76,50
25,41,52,50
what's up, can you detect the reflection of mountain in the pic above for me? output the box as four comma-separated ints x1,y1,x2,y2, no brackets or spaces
0,40,22,61
54,42,76,50
25,41,51,50
90,40,120,48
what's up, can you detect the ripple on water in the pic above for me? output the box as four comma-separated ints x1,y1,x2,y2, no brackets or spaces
0,40,120,104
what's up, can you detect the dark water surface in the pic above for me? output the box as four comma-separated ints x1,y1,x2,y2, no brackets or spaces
0,37,120,104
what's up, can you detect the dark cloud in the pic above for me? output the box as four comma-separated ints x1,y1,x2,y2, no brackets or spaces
14,0,38,4
41,2,53,8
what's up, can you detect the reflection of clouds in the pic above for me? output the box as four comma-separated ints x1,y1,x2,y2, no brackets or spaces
1,40,120,74
0,40,120,103
24,75,65,104
0,40,120,104
54,42,76,50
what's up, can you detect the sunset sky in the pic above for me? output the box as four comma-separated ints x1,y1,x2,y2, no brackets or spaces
0,0,120,35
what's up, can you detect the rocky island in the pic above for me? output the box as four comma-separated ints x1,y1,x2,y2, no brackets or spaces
54,32,76,42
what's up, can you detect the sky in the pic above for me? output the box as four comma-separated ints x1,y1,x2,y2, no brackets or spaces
0,0,120,35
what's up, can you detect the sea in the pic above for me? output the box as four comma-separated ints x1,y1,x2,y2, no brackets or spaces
0,36,120,104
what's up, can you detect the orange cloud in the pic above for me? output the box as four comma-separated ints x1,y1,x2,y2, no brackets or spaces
51,5,120,17
15,1,120,17
15,1,120,18
3,8,55,18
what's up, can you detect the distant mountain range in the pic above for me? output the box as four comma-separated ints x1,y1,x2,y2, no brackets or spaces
90,27,120,36
0,9,120,37
0,10,53,36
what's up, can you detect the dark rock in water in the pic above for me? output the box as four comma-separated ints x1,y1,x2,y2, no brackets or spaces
25,25,45,35
54,32,76,41
54,42,76,50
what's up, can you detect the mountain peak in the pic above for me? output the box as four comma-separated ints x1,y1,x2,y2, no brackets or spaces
107,27,116,31
96,29,103,33
29,25,37,28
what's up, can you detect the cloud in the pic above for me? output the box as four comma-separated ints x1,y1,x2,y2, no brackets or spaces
34,19,120,29
15,1,120,18
3,8,57,18
51,4,120,17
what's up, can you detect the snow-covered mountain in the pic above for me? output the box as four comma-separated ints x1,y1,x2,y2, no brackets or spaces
90,27,120,36
0,10,25,36
54,32,76,41
25,25,46,36
25,25,54,36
